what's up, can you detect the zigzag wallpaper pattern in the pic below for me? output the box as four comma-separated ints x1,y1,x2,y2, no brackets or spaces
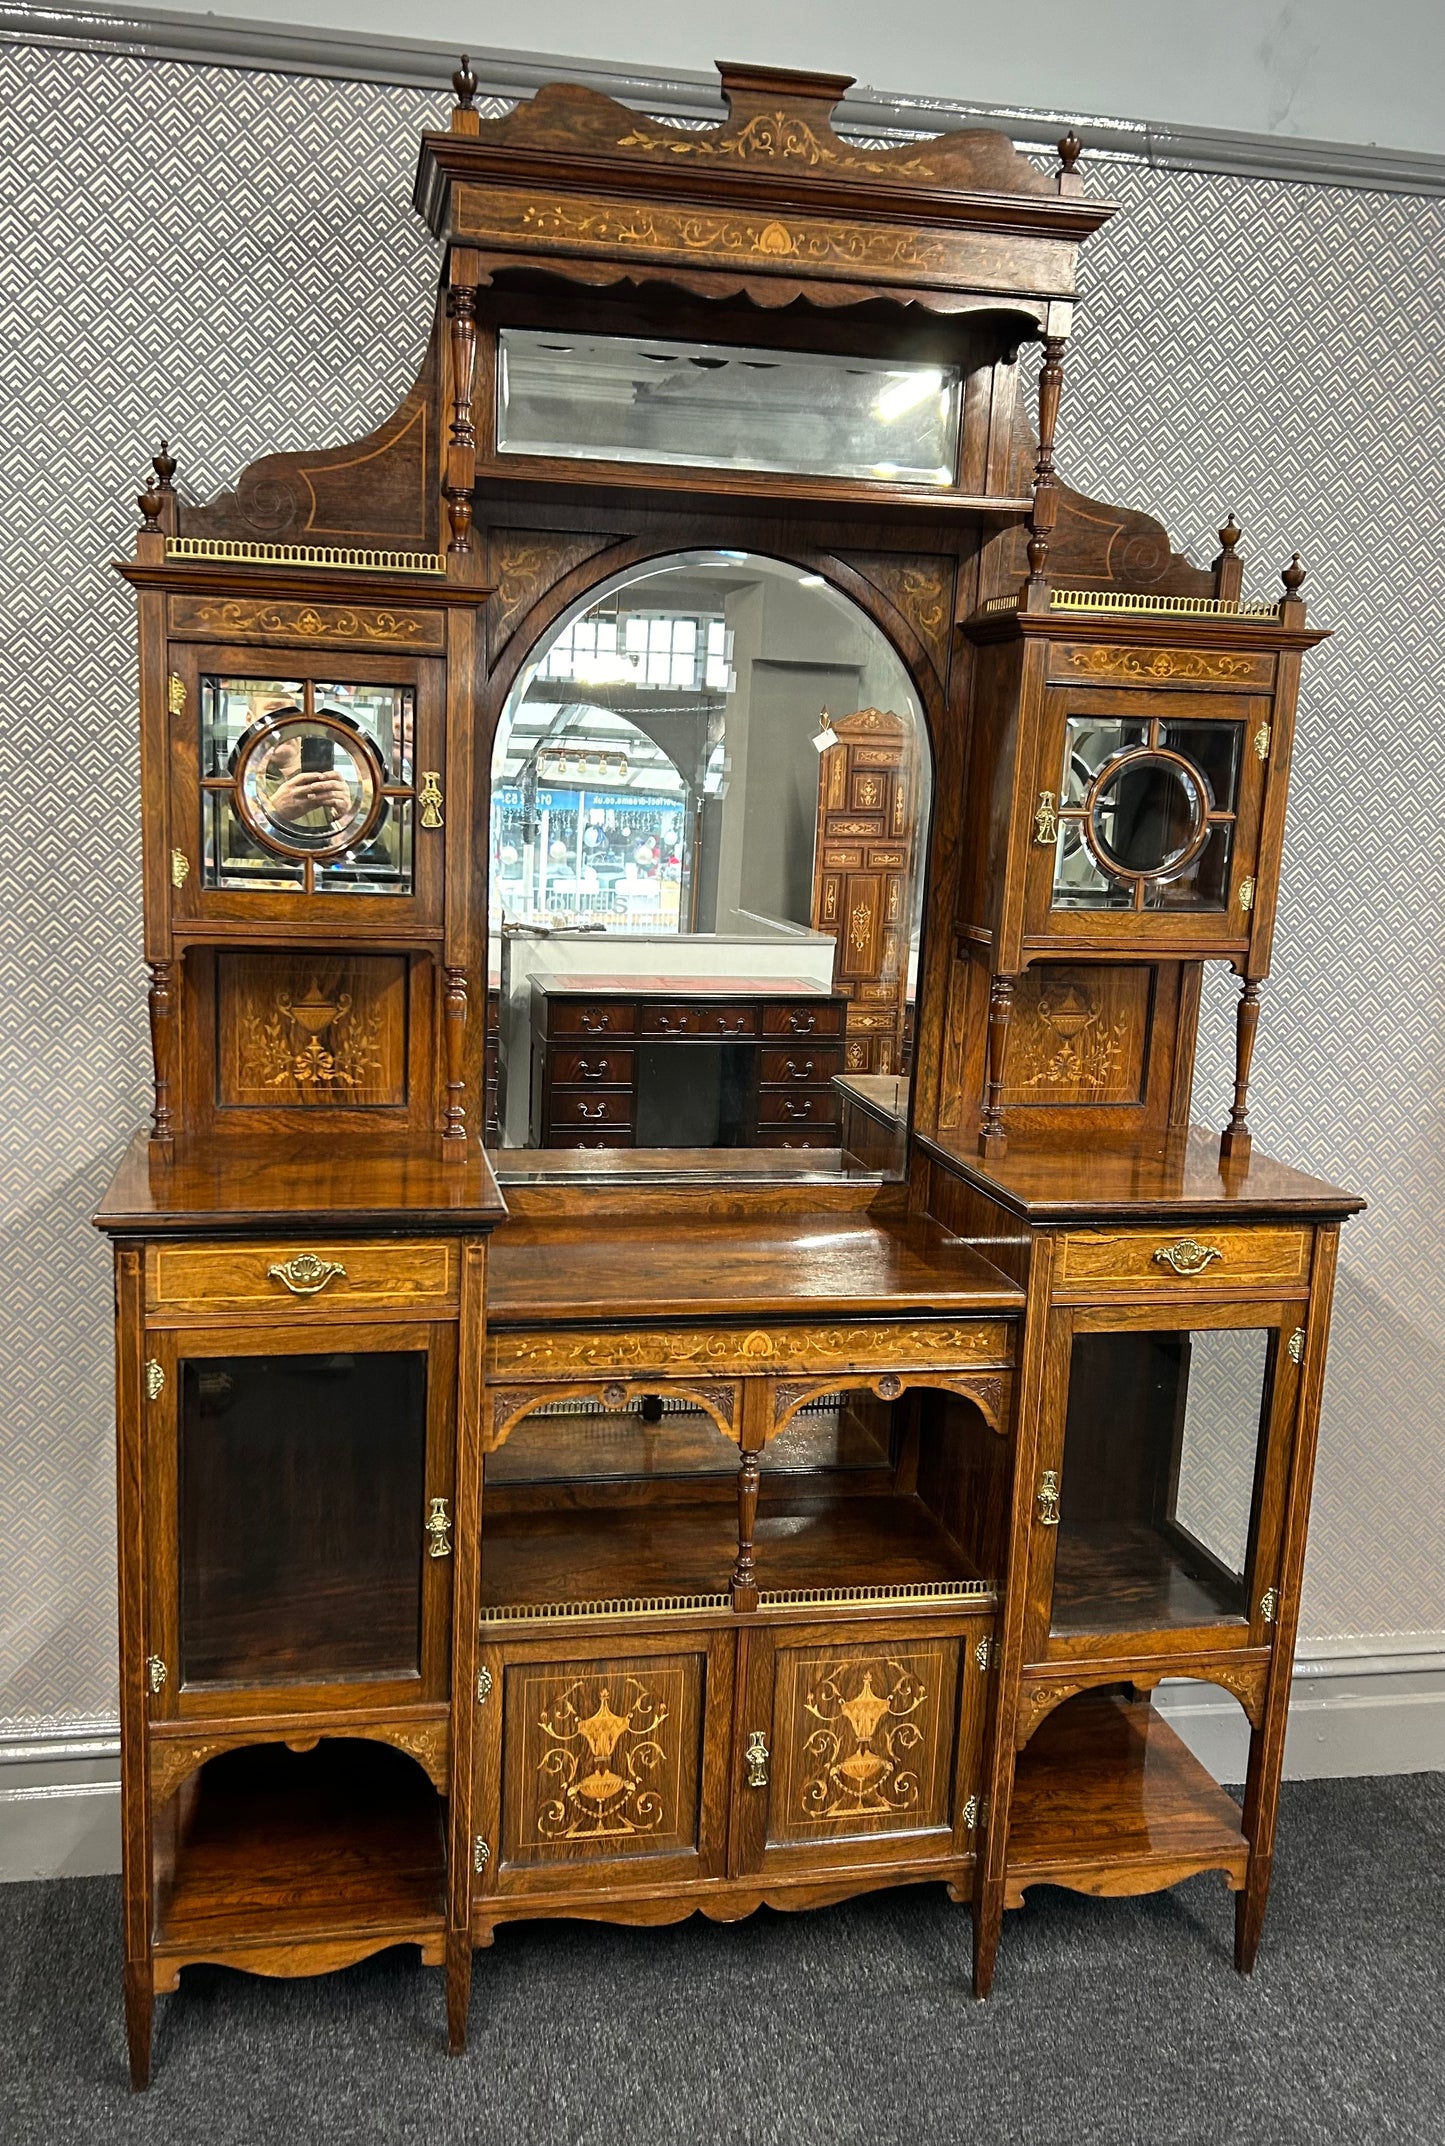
0,43,1440,1734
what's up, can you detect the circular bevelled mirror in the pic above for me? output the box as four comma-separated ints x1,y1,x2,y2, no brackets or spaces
232,709,384,858
1085,748,1207,880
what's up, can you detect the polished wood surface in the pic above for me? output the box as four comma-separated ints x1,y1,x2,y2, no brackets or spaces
1005,1691,1247,1904
486,1212,1022,1324
95,1129,507,1236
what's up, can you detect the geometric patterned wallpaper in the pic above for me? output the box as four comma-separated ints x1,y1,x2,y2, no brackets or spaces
1,40,1440,1737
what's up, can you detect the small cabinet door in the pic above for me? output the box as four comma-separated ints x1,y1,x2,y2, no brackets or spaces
1024,686,1270,950
142,1320,457,1718
731,1617,990,1881
1022,1300,1305,1663
167,644,446,929
473,1629,735,1901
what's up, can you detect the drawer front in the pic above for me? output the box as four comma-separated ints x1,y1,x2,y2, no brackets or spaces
147,1238,457,1315
548,1047,635,1088
759,1047,844,1086
752,1128,838,1150
1057,1225,1311,1293
761,1001,845,1038
546,1088,634,1129
488,1317,1015,1381
543,1131,635,1151
639,1001,757,1037
547,1000,636,1038
1045,642,1277,692
756,1087,840,1128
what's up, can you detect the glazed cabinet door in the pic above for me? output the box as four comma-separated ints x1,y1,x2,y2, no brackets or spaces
1024,686,1269,951
142,1320,458,1718
730,1617,990,1881
166,644,446,930
472,1628,735,1902
1023,1300,1305,1663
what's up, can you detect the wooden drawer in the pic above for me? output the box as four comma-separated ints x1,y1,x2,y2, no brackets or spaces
756,1088,840,1129
547,1047,634,1088
542,1131,634,1150
759,1046,844,1086
761,1001,844,1038
547,999,636,1037
639,1001,757,1037
1045,642,1277,691
752,1128,838,1150
1056,1225,1311,1294
146,1238,457,1316
546,1088,634,1129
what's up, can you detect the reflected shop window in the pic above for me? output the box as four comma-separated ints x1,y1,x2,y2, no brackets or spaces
488,551,932,1167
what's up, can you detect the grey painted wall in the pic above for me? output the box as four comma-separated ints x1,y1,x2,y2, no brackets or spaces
0,39,1440,1744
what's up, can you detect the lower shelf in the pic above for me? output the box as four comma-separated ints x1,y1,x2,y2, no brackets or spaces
153,1738,446,1967
1005,1691,1248,1907
1050,1522,1246,1637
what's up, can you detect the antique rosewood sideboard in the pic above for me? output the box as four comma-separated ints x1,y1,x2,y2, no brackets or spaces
94,58,1361,2086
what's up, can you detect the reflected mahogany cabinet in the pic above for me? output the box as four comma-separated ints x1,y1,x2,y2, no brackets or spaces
95,56,1360,2088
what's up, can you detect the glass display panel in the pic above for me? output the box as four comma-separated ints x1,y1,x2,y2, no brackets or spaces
1051,712,1242,914
634,1040,753,1147
178,1350,427,1686
201,676,416,896
1050,1327,1274,1637
498,328,963,486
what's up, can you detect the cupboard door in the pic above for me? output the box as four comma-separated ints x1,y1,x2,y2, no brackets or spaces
1024,686,1269,949
474,1630,734,1899
143,1321,456,1719
731,1618,989,1880
1023,1300,1303,1663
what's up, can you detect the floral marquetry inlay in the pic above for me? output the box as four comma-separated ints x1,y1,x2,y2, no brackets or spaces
801,1661,928,1819
616,113,937,180
536,1676,671,1840
168,595,443,649
1059,644,1264,684
766,1638,959,1844
504,1655,704,1865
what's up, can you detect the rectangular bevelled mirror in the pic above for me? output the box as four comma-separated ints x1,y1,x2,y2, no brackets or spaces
488,549,930,1181
497,328,963,486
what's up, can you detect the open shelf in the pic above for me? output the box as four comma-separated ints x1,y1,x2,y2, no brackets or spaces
153,1739,445,1958
481,1483,984,1615
1006,1691,1248,1905
1050,1522,1247,1637
487,1392,891,1487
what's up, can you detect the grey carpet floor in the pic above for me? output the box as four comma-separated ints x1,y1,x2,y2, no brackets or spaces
2,1774,1442,2146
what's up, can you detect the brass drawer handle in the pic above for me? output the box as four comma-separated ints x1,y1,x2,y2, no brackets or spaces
579,1011,611,1033
267,1252,347,1296
577,1101,608,1120
746,1730,769,1789
788,1013,816,1034
783,1059,815,1080
1036,1471,1061,1527
576,1059,607,1080
783,1098,814,1119
1151,1238,1224,1277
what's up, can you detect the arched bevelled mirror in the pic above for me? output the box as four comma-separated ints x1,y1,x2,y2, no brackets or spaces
488,551,932,1175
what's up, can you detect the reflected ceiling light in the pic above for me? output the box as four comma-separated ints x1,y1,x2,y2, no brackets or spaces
797,573,826,587
572,652,638,686
875,366,944,420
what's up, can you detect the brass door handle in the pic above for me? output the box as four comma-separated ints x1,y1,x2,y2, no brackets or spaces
267,1253,347,1296
746,1730,769,1789
1151,1238,1223,1276
1036,1471,1061,1527
1034,789,1058,844
425,1497,452,1558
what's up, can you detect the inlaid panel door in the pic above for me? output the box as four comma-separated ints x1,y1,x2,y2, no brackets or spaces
1022,1298,1306,1665
474,1629,735,1898
730,1616,990,1880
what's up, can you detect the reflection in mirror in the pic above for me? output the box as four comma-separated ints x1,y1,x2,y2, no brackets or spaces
488,551,931,1172
1052,712,1241,914
201,677,416,896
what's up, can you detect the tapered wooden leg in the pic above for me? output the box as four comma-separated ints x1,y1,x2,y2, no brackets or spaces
1220,976,1263,1161
124,1959,153,2091
446,1927,472,2053
978,973,1016,1160
1234,1854,1271,1973
971,1876,1004,1998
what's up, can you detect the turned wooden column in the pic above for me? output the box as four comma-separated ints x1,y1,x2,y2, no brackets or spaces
1220,977,1263,1161
444,264,478,555
443,965,469,1150
146,959,176,1150
978,973,1016,1160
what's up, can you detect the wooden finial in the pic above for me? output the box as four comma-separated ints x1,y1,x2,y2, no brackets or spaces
1057,131,1082,174
1218,513,1241,555
152,438,177,492
137,470,164,532
1281,551,1307,597
452,54,477,109
1213,512,1244,604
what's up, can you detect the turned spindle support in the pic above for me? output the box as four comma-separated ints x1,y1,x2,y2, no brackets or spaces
443,964,469,1154
731,1447,761,1611
978,973,1016,1160
1220,977,1264,1162
445,281,478,554
146,960,176,1149
1023,334,1068,603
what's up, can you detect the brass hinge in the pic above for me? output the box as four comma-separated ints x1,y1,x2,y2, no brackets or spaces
476,1666,493,1705
1253,722,1271,761
1035,1471,1061,1527
419,771,444,829
145,1656,166,1694
1238,874,1256,913
974,1637,992,1673
1288,1327,1306,1365
144,1360,164,1400
170,848,190,888
1259,1587,1279,1625
473,1836,490,1874
425,1497,452,1559
167,672,187,717
1033,790,1058,845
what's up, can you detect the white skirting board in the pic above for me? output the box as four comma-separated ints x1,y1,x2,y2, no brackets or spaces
3,1640,1443,1882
